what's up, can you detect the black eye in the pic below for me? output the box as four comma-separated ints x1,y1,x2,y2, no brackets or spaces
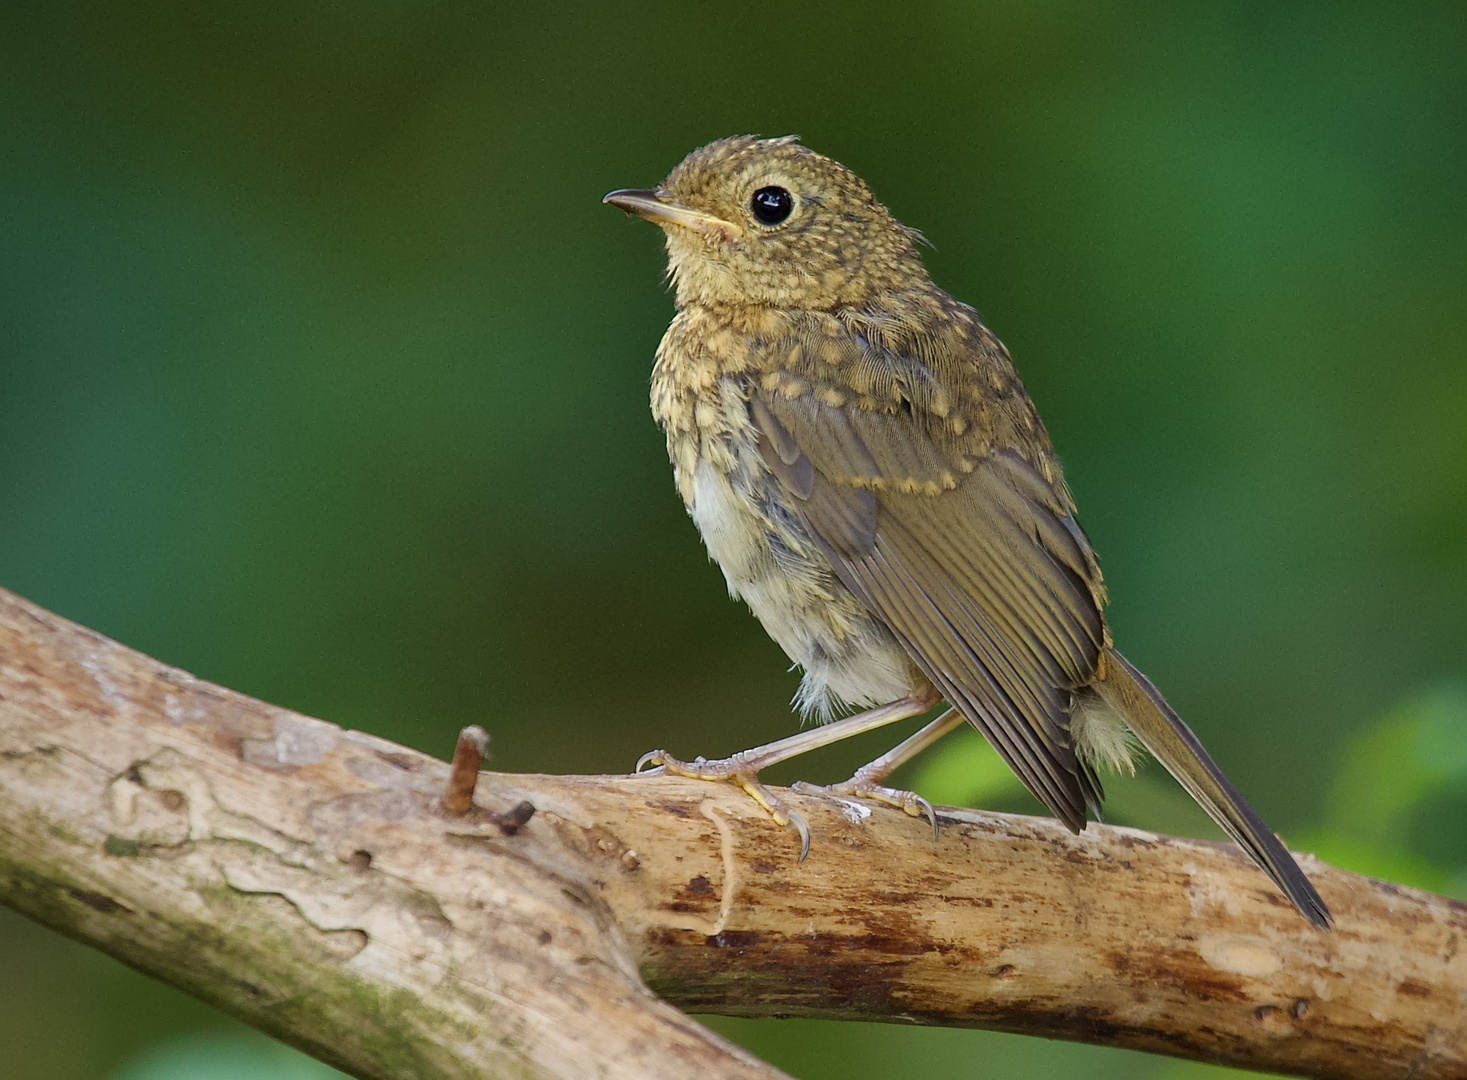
750,186,794,225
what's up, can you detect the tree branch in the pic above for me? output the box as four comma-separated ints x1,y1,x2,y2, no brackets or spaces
0,586,1463,1080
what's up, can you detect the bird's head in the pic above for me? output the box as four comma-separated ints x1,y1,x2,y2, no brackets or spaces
604,136,931,311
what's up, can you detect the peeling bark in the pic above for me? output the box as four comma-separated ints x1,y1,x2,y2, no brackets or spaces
0,586,1464,1080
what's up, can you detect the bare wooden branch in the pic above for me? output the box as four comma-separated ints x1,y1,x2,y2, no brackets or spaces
1,586,1463,1080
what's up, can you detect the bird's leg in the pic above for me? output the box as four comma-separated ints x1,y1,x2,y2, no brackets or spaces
636,689,941,859
793,707,965,838
636,690,941,777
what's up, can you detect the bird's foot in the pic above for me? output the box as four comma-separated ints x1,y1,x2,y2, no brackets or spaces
792,768,939,841
635,749,811,860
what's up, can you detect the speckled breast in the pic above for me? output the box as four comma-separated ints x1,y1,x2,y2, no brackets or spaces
649,308,918,720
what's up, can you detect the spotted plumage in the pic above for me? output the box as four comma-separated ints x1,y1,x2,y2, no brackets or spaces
607,135,1330,927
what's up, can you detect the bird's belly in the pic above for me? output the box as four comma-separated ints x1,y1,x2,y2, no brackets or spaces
686,454,916,720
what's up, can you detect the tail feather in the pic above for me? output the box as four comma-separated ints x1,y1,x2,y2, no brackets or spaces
1094,647,1331,929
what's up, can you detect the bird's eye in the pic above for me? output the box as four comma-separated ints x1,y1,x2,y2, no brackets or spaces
750,186,794,225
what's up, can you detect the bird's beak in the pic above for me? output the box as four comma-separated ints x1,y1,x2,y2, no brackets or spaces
602,189,742,240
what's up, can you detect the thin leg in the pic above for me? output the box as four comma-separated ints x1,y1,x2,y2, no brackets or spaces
636,689,940,777
635,689,941,860
794,707,965,838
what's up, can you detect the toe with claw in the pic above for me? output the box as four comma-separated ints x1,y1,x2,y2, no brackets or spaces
631,748,812,861
795,776,940,841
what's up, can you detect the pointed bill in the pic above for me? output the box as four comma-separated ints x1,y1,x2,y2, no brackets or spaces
602,189,742,240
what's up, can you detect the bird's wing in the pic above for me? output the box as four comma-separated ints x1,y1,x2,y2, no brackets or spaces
750,312,1108,830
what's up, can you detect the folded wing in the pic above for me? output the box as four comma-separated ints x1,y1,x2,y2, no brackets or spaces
750,327,1109,831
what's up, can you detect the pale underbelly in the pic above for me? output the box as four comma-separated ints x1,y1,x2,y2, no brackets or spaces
686,457,916,720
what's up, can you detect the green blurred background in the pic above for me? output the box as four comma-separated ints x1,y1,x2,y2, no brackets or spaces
2,2,1464,1077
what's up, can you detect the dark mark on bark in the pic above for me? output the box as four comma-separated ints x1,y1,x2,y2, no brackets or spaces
936,893,994,908
376,751,422,772
1110,948,1247,1004
1,744,60,760
64,885,133,915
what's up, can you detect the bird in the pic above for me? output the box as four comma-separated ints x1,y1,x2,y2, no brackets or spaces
603,135,1330,928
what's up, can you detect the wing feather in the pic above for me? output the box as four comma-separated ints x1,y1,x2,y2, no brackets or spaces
852,530,1084,820
750,324,1109,830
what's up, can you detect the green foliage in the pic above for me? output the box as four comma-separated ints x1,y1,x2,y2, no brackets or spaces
108,1033,341,1080
1,2,1463,1078
1302,682,1467,899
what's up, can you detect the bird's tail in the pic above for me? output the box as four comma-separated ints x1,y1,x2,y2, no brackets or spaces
1093,647,1332,929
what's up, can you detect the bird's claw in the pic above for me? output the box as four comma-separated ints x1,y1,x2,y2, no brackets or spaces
911,793,939,840
731,774,812,860
631,748,812,861
634,749,667,774
790,808,812,862
794,778,940,841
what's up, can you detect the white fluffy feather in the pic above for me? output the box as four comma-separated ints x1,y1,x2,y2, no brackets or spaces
1071,696,1141,775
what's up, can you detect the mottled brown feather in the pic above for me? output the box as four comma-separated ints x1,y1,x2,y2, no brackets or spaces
749,312,1109,830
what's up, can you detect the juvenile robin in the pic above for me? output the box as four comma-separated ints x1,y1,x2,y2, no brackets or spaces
604,135,1329,928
